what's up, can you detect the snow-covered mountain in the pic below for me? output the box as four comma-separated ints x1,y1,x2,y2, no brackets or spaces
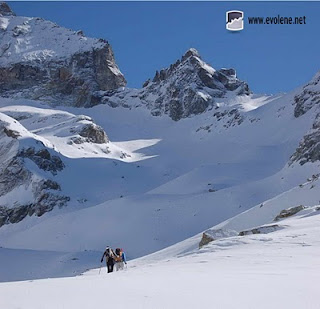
0,3,125,107
0,2,319,291
100,48,251,121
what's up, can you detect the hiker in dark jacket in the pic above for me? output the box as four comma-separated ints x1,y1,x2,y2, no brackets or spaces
100,246,116,273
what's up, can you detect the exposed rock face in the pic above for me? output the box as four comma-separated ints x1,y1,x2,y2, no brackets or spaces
0,2,15,16
239,224,282,236
78,123,109,144
274,205,305,221
199,232,215,248
0,4,126,107
0,114,69,227
0,154,69,227
293,72,320,118
141,48,250,121
0,179,70,227
289,72,320,165
290,114,320,165
213,108,244,127
18,147,64,175
101,48,251,121
0,157,31,197
198,228,238,248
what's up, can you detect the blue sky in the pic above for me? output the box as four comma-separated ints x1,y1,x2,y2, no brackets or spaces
8,2,320,94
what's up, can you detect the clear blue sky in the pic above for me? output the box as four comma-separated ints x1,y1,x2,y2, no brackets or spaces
8,2,320,94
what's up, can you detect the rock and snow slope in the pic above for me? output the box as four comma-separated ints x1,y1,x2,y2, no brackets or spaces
0,111,69,226
0,100,162,227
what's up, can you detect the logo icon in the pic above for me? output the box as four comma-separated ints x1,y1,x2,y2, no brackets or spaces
226,10,244,31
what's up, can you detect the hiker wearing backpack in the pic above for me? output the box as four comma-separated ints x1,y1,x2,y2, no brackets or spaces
114,248,127,271
100,246,116,273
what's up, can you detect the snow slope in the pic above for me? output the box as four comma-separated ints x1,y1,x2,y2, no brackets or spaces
136,173,320,262
0,247,99,282
0,100,165,212
0,82,319,262
0,14,104,66
0,104,156,162
0,206,319,309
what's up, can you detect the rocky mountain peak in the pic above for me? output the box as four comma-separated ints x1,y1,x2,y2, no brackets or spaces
181,48,201,61
103,48,251,121
151,48,210,84
0,6,126,107
148,48,248,95
0,2,15,16
136,48,251,120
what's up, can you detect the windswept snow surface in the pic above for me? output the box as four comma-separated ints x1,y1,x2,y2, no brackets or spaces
0,207,319,309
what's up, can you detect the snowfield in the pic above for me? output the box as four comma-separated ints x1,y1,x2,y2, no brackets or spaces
0,80,319,277
1,206,319,309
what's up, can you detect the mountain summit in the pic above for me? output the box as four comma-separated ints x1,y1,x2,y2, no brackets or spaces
101,48,251,121
149,48,249,96
0,3,126,107
0,2,15,16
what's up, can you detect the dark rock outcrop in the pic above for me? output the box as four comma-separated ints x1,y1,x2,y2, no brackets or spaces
198,228,238,248
78,123,109,144
239,224,281,236
0,157,31,197
18,147,64,175
274,205,305,221
290,114,320,165
293,72,320,118
199,232,215,248
0,179,70,227
0,45,126,107
0,2,15,16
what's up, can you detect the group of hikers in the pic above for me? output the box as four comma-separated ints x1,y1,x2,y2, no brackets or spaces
100,246,127,273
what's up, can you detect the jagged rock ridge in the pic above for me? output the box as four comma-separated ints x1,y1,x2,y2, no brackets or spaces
101,48,251,121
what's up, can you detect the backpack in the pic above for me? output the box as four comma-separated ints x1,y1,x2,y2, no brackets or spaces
105,248,114,262
114,248,122,262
